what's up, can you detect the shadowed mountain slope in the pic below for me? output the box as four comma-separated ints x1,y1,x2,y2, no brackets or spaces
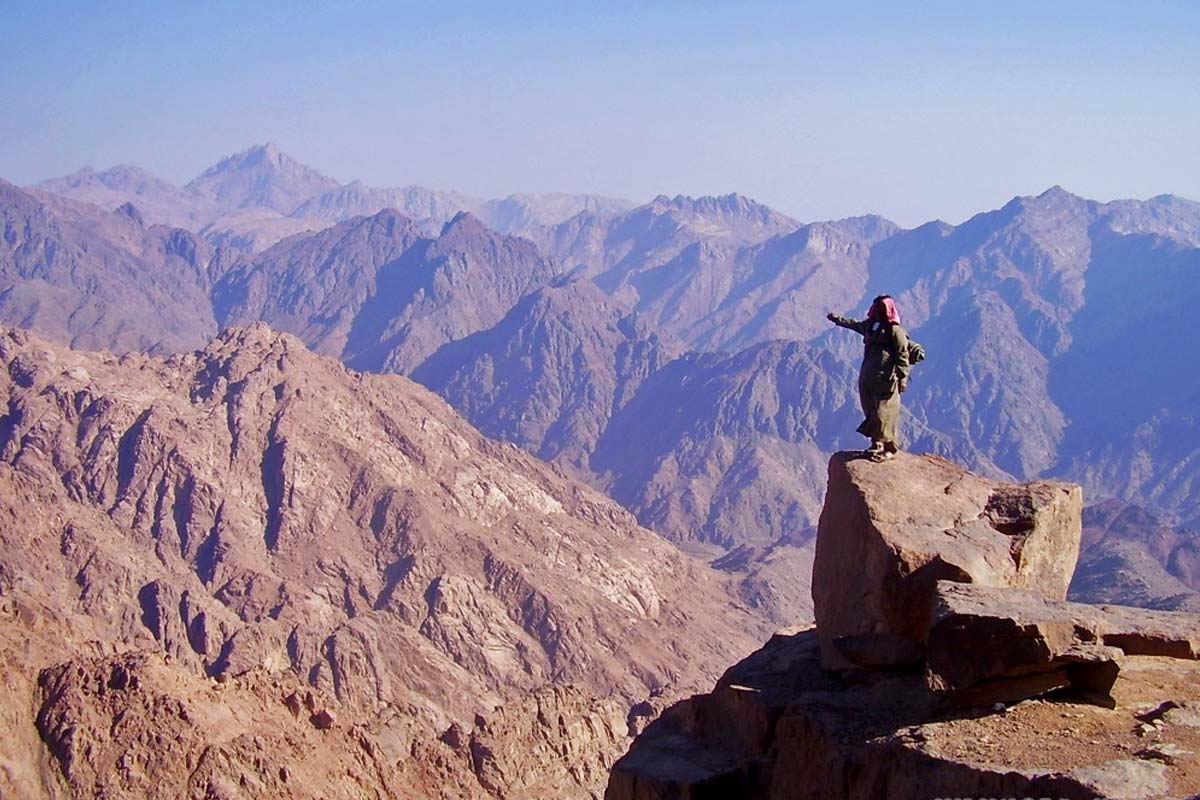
0,181,218,353
215,210,560,373
534,204,895,352
18,160,1200,598
413,278,685,474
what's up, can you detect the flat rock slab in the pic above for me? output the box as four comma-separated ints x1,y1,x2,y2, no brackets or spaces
812,451,1082,670
927,582,1200,706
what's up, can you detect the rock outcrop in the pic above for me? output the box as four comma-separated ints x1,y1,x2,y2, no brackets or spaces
813,451,1082,670
926,582,1200,702
607,453,1200,799
607,629,1200,800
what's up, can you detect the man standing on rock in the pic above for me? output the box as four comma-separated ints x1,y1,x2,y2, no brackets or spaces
827,295,910,461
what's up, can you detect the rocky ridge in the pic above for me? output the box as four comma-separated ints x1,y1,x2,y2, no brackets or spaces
0,180,219,354
214,209,561,373
0,325,763,799
1071,500,1200,612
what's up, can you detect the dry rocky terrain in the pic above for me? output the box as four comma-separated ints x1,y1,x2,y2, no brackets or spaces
1071,500,1200,612
0,325,764,799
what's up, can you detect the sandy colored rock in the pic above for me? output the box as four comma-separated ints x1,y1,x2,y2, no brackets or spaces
0,324,763,799
812,451,1082,670
606,629,1200,800
927,581,1200,706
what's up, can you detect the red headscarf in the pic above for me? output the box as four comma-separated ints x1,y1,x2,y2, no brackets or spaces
870,295,901,324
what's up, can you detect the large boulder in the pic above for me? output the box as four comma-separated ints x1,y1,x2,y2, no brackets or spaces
812,452,1082,670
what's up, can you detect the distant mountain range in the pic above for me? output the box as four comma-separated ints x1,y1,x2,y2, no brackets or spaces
10,145,1200,624
36,143,636,252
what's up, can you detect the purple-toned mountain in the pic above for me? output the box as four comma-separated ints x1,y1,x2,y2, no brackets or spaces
215,210,559,373
35,146,328,253
851,188,1200,509
525,197,905,351
0,181,217,353
533,193,799,293
409,289,841,621
36,164,218,230
37,145,637,252
414,278,684,474
289,179,475,232
477,192,635,235
402,187,1200,550
185,142,341,214
586,340,861,551
292,183,634,238
16,159,1200,607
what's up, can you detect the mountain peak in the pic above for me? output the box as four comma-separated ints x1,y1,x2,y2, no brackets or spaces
440,210,490,239
194,142,300,178
186,144,340,214
239,142,286,167
996,185,1089,219
646,192,796,225
1037,185,1077,201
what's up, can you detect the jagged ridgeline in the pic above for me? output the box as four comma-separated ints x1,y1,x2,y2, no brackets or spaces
10,160,1200,568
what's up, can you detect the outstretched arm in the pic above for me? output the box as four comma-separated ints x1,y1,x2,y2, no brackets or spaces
826,312,869,335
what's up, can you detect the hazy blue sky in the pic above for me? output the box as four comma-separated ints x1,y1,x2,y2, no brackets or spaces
3,1,1197,226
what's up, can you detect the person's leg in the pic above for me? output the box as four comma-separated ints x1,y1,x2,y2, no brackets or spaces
876,391,902,458
857,381,885,457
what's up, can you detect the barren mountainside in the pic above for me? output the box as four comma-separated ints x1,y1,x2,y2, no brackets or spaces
215,210,561,373
0,324,762,799
1070,500,1200,612
16,148,1200,596
0,180,218,354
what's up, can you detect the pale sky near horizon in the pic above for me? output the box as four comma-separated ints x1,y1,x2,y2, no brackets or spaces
2,1,1197,227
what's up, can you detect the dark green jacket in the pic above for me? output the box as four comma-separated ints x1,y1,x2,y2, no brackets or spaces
831,315,911,393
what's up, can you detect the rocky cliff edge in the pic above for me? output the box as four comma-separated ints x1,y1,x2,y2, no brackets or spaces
607,452,1200,799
